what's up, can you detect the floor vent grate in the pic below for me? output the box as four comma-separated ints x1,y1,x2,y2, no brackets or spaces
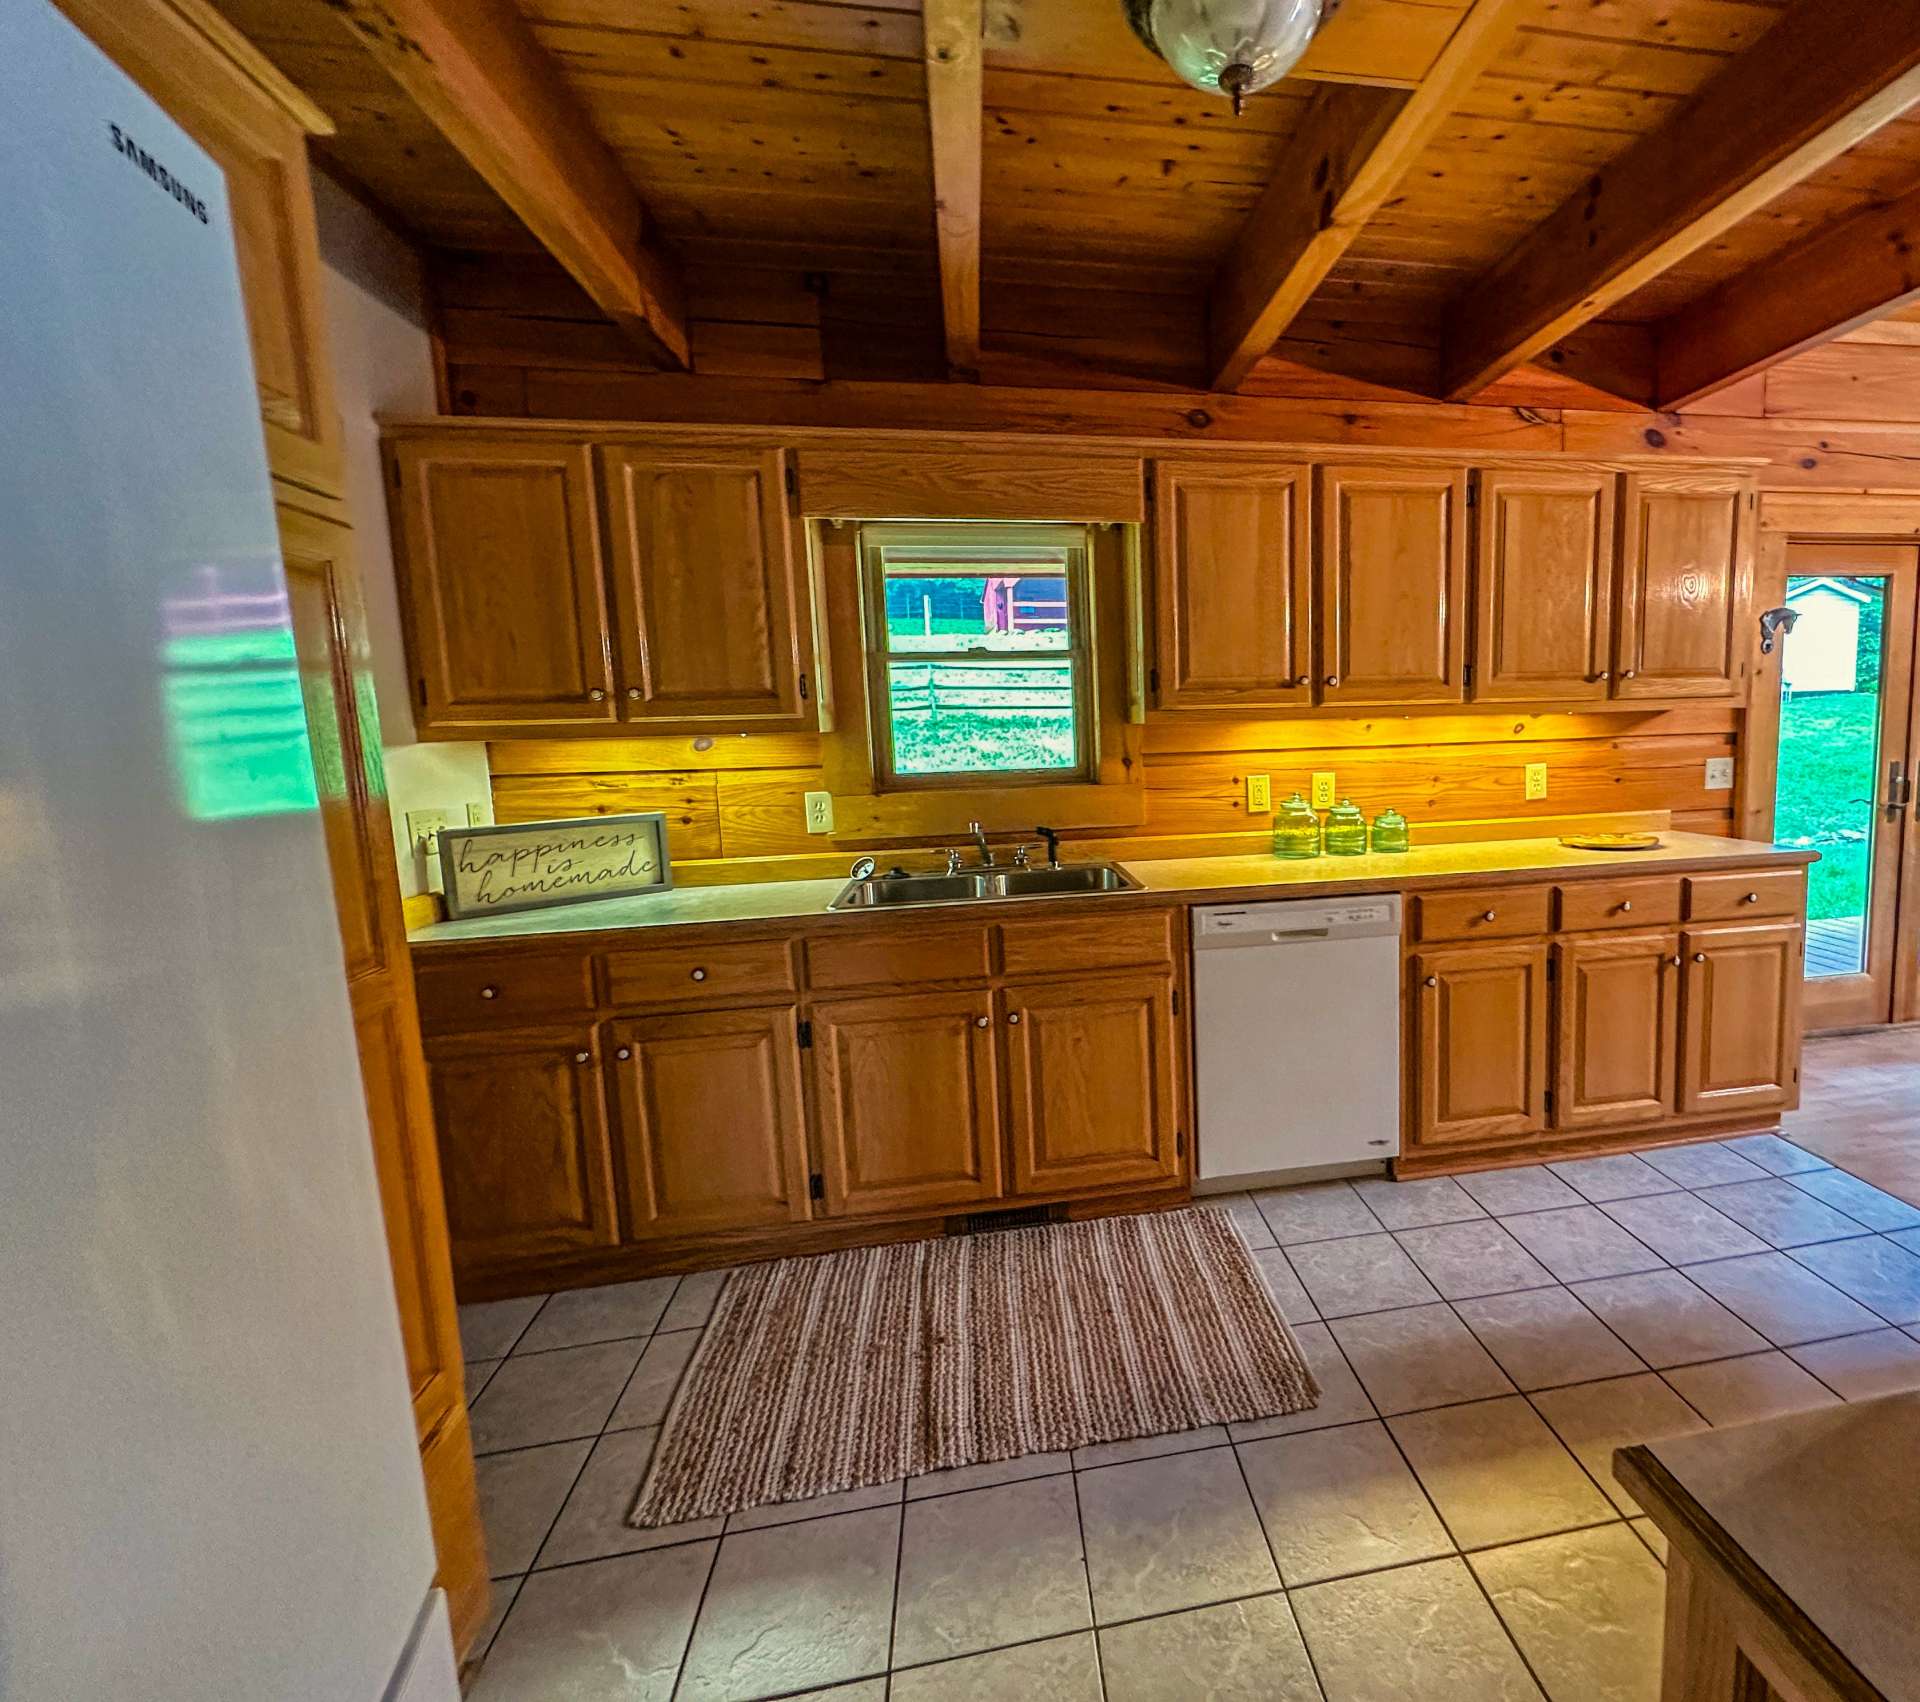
954,1203,1061,1235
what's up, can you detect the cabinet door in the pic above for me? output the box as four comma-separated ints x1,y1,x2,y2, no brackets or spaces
1412,944,1549,1147
1615,474,1753,700
425,1026,621,1265
388,436,617,731
1319,463,1468,707
811,988,1004,1216
1680,923,1803,1116
1472,469,1617,703
608,1008,811,1238
1151,460,1312,709
600,444,810,727
1005,973,1181,1195
1554,933,1680,1131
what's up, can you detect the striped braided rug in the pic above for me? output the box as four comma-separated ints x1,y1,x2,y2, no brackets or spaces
630,1207,1319,1527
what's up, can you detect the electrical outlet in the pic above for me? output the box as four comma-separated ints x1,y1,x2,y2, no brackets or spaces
1525,762,1549,802
1705,757,1735,791
1245,773,1272,813
1310,771,1336,810
404,808,454,851
804,790,836,834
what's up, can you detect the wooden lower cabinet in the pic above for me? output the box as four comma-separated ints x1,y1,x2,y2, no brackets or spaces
1006,973,1181,1194
1411,944,1550,1148
1554,933,1681,1131
1680,922,1803,1117
810,988,1005,1216
608,1007,811,1236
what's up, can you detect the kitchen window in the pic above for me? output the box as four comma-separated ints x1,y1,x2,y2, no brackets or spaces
858,523,1097,788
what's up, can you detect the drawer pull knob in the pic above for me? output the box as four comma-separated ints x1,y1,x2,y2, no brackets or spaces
615,1046,632,1061
1619,900,1634,913
1744,891,1760,904
1008,1012,1022,1025
574,1050,592,1063
690,967,708,982
1481,909,1497,923
974,1016,991,1029
1693,952,1708,963
479,985,499,1000
1424,975,1438,988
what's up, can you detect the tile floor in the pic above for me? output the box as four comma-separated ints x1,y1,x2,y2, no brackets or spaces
458,1037,1920,1701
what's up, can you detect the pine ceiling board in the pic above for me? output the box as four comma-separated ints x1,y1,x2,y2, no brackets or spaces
983,67,1311,135
1452,74,1683,135
1522,0,1789,54
1489,28,1737,96
529,27,928,103
984,106,1290,196
517,0,924,59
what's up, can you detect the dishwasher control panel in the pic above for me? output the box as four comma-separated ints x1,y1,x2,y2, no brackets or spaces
1194,895,1402,942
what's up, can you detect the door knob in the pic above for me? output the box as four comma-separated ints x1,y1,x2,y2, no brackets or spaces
627,686,643,700
1325,674,1340,687
615,1047,631,1060
1693,952,1707,963
1669,954,1682,966
974,1016,991,1029
1620,669,1637,680
1424,975,1438,987
588,688,606,701
1008,1013,1022,1025
574,1050,592,1063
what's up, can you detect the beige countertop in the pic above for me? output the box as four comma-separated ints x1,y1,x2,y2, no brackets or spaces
408,832,1809,948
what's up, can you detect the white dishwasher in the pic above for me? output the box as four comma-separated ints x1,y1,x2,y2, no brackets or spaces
1192,895,1403,1188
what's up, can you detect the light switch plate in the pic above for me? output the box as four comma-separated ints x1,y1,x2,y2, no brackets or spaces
1705,756,1735,791
1525,762,1549,801
465,801,490,826
404,807,455,850
1245,773,1272,813
1310,771,1336,810
804,790,836,834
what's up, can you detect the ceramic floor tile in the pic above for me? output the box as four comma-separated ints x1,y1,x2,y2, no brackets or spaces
471,1574,522,1665
1072,1426,1228,1470
726,1480,904,1533
1238,1420,1454,1586
512,1278,678,1354
465,1357,502,1405
1789,1236,1920,1323
1546,1153,1681,1203
1389,1396,1614,1550
1352,1174,1487,1230
1500,1206,1666,1284
1394,1219,1556,1300
1787,1167,1920,1231
459,1296,545,1362
1471,1524,1665,1702
1228,1320,1376,1440
1691,1178,1877,1249
1528,1374,1707,1517
1252,1180,1383,1246
1788,1327,1920,1399
1207,1193,1277,1251
892,1475,1090,1667
782,1684,887,1702
537,1426,723,1566
1076,1445,1279,1623
1099,1593,1323,1702
1720,1134,1832,1177
1285,1233,1442,1318
905,1451,1072,1500
1597,1193,1768,1264
677,1506,899,1702
475,1438,592,1577
1660,1352,1841,1427
608,1328,701,1430
1250,1247,1318,1324
1568,1270,1769,1369
1675,1251,1884,1347
1291,1557,1544,1701
1328,1303,1515,1417
1893,1227,1920,1257
1640,1141,1770,1190
889,1633,1102,1702
1457,1167,1586,1216
469,1542,714,1702
660,1268,734,1332
1453,1287,1645,1391
468,1339,643,1454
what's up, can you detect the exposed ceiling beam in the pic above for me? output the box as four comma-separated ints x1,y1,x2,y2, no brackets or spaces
1655,186,1920,408
1441,0,1920,402
923,0,984,377
329,0,687,368
1207,0,1528,393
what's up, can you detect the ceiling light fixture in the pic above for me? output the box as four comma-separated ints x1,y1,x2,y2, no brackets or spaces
1123,0,1335,115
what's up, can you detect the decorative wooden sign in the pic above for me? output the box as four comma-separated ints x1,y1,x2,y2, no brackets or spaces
437,813,673,919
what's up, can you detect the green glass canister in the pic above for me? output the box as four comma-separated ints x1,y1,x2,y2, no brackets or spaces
1370,807,1411,854
1271,792,1322,859
1324,797,1368,856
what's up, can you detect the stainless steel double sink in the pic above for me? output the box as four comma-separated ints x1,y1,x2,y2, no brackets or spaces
829,862,1143,911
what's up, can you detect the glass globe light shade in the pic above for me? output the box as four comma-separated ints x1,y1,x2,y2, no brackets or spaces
1131,0,1325,113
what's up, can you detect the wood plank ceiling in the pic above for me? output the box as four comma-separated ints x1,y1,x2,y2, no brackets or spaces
211,0,1920,406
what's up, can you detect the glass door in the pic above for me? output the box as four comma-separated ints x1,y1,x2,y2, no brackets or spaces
1774,544,1920,1030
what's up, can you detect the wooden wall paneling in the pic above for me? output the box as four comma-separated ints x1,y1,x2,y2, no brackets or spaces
488,772,725,859
923,0,983,374
795,445,1147,522
1615,472,1755,700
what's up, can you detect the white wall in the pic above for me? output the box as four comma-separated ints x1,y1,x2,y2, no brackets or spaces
311,170,491,896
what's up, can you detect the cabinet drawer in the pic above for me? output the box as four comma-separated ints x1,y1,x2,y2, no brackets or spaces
414,952,596,1033
806,924,994,991
998,908,1176,977
1556,878,1682,932
1411,886,1552,945
1685,870,1805,921
603,938,797,1007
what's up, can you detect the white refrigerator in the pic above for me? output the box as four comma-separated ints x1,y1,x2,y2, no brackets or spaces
0,3,459,1697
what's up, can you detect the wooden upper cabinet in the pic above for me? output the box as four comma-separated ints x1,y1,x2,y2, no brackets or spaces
1554,933,1680,1131
1318,464,1468,707
607,1007,811,1238
810,988,1004,1217
1472,469,1618,703
1151,460,1312,709
388,437,617,732
1680,922,1802,1117
1005,973,1181,1195
1411,943,1549,1148
1615,473,1754,701
599,444,810,727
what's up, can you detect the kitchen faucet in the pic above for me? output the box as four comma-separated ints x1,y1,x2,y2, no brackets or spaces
968,820,994,867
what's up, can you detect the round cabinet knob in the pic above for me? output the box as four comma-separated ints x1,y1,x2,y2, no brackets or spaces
1481,909,1497,923
1325,674,1340,687
1599,670,1612,681
1621,670,1637,680
574,1050,592,1064
479,985,499,1000
1693,952,1708,963
588,688,606,701
1008,1013,1022,1025
690,967,708,982
1424,975,1439,988
615,1046,632,1061
1744,891,1761,904
1670,954,1683,966
1291,676,1310,689
626,687,643,700
974,1016,991,1029
1619,900,1634,913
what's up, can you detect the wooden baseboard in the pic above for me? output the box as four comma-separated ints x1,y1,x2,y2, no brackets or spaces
1392,1113,1784,1179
